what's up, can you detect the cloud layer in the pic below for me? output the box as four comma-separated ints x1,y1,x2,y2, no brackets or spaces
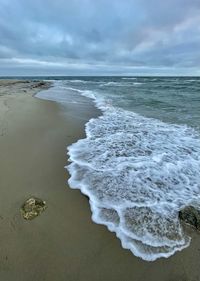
0,0,200,75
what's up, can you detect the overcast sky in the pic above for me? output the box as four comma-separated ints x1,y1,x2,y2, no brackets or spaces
0,0,200,76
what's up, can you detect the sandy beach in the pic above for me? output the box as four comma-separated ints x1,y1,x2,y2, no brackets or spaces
0,80,200,281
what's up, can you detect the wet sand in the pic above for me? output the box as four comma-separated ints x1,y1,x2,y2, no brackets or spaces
0,80,200,281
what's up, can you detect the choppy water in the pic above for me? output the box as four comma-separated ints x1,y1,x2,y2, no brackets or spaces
36,76,200,261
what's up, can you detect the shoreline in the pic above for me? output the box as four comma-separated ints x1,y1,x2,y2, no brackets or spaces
0,80,200,280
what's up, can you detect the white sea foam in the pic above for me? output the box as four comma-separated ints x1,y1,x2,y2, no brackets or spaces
37,81,200,261
100,81,143,87
133,82,143,85
185,79,199,82
66,85,200,261
99,81,124,87
65,79,90,83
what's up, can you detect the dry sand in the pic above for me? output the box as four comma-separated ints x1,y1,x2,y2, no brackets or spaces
0,80,200,281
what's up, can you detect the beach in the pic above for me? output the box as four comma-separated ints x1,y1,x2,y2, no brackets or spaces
0,79,200,281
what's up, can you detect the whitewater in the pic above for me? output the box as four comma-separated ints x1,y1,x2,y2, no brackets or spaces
36,77,200,261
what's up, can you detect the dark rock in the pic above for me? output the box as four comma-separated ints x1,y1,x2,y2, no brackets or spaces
179,206,200,231
21,197,47,220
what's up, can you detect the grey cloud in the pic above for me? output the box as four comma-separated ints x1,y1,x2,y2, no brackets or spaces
0,0,199,75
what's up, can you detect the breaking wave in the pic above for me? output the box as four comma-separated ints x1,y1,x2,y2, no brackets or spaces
37,81,200,261
67,87,200,261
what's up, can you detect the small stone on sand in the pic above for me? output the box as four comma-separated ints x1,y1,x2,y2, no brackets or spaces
21,197,46,220
179,205,200,231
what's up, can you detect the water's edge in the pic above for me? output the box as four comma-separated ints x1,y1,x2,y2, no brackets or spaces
36,80,200,262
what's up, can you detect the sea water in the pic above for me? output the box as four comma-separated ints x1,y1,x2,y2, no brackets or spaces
36,77,200,261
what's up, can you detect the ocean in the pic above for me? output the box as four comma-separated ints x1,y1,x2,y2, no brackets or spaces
36,76,200,261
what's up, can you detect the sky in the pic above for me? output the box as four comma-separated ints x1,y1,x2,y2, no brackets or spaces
0,0,200,76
